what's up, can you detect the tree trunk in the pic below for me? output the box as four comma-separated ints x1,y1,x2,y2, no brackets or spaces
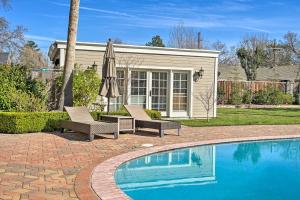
58,0,80,110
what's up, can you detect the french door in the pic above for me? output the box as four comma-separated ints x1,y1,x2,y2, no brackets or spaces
151,72,168,115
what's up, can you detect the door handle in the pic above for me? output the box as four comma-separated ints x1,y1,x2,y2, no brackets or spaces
149,90,152,97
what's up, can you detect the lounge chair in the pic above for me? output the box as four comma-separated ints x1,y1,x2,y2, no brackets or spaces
61,106,118,141
124,105,181,137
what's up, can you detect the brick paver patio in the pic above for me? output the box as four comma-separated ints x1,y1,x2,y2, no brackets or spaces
0,125,300,200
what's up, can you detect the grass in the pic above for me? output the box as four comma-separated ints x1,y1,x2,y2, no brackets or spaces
181,108,300,127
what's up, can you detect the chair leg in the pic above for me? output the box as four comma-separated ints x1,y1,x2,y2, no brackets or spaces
159,129,164,137
60,128,64,133
89,133,94,141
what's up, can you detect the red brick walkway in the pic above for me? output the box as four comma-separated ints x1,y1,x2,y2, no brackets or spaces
0,125,300,200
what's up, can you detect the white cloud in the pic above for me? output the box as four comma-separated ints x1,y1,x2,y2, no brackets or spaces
25,35,56,42
51,1,134,17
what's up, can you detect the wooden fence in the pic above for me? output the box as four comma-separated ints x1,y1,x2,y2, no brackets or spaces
218,80,288,103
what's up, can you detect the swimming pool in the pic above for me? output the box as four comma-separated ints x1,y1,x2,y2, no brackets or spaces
115,139,300,200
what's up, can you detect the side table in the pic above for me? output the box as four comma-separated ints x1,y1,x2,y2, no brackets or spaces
100,115,135,135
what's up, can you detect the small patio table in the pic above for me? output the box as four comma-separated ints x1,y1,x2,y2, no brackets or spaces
100,115,135,134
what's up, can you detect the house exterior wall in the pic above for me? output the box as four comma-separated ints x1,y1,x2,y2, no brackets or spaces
49,41,219,118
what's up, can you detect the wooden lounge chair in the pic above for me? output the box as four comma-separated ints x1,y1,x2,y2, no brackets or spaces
124,105,181,137
61,106,118,141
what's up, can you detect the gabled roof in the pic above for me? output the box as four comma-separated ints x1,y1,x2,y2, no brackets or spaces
0,52,10,64
218,65,300,81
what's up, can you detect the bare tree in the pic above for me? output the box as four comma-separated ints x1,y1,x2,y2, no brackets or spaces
210,41,239,65
0,17,25,62
240,34,269,52
196,84,216,122
0,0,10,8
19,44,47,68
284,32,300,55
112,38,123,44
237,34,268,80
117,55,143,104
58,0,80,110
283,32,300,65
168,23,198,49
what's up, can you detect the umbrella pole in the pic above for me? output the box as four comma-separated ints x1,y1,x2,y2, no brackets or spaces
107,97,110,114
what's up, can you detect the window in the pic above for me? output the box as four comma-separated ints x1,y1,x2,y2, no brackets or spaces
152,72,167,111
131,71,147,108
110,70,125,111
173,73,188,112
170,149,190,165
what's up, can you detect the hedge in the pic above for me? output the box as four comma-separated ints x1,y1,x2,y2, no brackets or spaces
0,109,161,134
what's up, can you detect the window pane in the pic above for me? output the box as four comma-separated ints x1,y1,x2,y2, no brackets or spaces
140,88,146,95
181,81,187,89
131,88,138,95
161,73,167,80
160,97,166,103
139,80,146,87
160,104,166,110
181,89,187,94
152,104,158,109
152,72,159,79
138,96,146,104
131,71,138,79
131,96,139,104
152,88,159,95
132,80,138,87
117,70,124,78
181,73,188,80
173,96,180,104
173,103,180,110
152,96,158,103
180,104,187,111
160,88,167,96
161,81,167,87
174,81,180,89
174,73,180,80
153,80,159,87
140,72,146,79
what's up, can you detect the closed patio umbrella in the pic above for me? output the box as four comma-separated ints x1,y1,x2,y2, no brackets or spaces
99,38,120,113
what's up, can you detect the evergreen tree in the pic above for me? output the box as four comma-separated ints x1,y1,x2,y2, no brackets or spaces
145,35,165,47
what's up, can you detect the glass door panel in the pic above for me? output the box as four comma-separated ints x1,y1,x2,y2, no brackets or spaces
151,72,168,111
173,72,188,112
131,71,147,108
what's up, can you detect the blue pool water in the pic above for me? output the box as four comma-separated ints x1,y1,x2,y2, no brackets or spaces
115,139,300,200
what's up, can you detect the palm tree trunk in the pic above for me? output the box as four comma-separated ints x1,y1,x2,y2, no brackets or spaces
58,0,80,110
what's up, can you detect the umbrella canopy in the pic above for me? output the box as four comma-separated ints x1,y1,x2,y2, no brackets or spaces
99,38,120,112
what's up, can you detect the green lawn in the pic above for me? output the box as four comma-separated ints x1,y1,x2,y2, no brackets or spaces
181,108,300,127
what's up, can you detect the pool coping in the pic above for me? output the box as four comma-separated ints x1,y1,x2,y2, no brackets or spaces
91,134,300,200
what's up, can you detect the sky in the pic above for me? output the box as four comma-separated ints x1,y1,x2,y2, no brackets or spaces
1,0,300,53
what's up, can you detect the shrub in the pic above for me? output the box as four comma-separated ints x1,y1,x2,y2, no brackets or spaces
0,112,68,133
217,88,226,104
73,68,101,106
145,109,161,119
0,65,48,112
242,90,253,104
253,87,294,105
253,89,272,105
284,93,294,104
229,86,243,105
10,90,47,112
